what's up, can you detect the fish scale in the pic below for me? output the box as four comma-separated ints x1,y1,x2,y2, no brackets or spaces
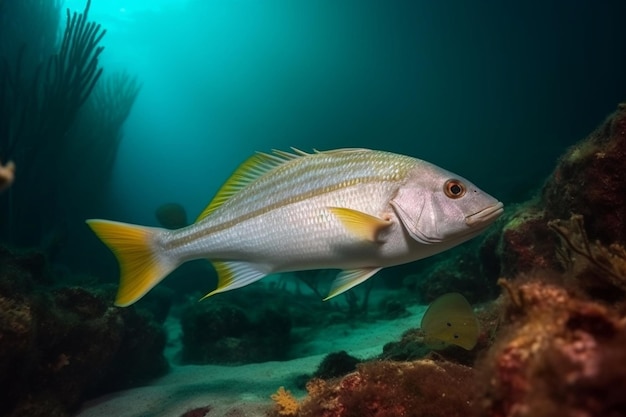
87,148,503,306
173,150,411,243
177,183,393,262
211,149,412,219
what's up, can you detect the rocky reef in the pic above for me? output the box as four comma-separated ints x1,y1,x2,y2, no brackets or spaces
272,359,476,417
501,103,626,278
180,298,293,364
0,246,168,417
479,276,626,417
269,103,626,417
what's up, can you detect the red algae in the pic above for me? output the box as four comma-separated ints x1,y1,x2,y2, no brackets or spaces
477,278,626,417
269,359,476,417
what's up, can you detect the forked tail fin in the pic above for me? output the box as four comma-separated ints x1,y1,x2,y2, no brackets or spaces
86,219,176,307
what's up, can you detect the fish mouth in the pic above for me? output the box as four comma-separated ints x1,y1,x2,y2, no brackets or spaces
465,202,504,226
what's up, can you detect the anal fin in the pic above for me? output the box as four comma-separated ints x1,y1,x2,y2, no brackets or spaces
324,267,382,300
200,260,268,300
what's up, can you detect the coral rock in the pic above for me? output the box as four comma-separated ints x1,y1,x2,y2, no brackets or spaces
479,278,626,417
0,246,168,417
287,359,476,417
543,102,626,245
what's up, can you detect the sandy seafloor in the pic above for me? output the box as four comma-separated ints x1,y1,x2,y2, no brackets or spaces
75,292,427,417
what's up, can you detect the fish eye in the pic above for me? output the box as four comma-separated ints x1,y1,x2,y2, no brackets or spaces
444,179,466,199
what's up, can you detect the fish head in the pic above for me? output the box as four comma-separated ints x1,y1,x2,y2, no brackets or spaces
390,161,503,246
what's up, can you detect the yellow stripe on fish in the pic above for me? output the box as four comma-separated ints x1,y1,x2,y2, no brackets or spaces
87,148,503,307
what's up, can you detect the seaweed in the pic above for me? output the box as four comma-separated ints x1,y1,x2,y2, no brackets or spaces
548,214,626,297
0,1,139,253
32,0,105,147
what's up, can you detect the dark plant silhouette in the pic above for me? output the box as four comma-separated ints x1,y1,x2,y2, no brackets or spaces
0,0,139,254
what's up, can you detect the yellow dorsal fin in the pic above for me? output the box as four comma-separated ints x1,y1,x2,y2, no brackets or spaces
319,148,370,154
195,149,311,223
327,207,391,242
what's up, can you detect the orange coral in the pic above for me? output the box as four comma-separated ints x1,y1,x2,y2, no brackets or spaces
305,378,326,397
271,386,300,416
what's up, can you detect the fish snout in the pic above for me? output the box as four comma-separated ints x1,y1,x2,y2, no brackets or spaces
465,201,504,226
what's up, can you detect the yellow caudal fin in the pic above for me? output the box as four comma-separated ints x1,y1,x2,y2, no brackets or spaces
86,219,176,307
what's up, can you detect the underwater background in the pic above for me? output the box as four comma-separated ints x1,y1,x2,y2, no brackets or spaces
2,0,626,416
2,0,626,270
90,0,625,219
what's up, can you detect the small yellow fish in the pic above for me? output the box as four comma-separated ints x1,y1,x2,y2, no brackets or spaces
87,148,503,306
421,292,480,350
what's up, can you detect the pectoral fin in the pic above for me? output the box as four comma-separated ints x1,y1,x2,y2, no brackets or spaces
324,267,382,300
328,207,391,242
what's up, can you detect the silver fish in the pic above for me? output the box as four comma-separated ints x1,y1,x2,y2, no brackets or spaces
87,148,503,306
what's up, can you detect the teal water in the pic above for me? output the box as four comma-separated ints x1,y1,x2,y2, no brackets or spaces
63,0,626,223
